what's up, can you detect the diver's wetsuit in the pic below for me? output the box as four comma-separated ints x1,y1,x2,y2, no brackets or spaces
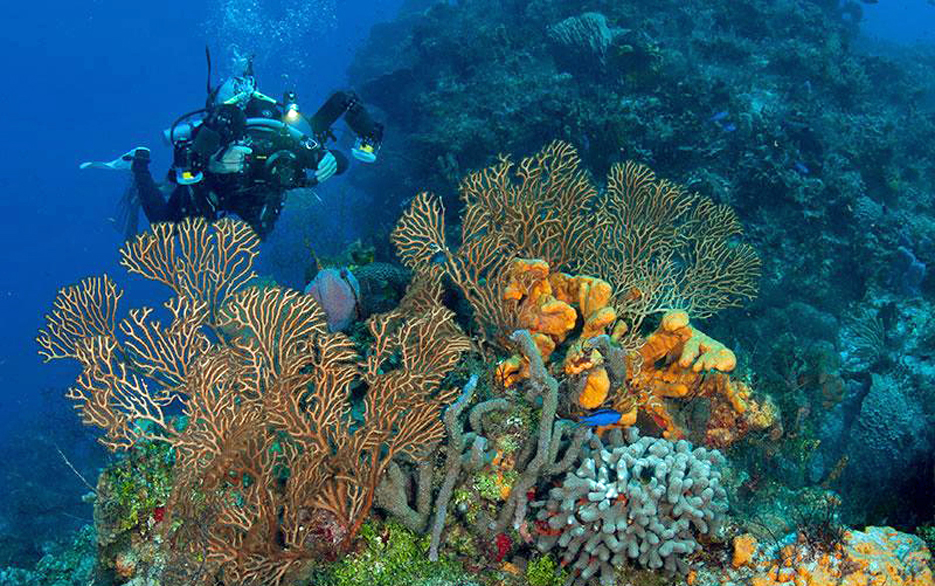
130,152,291,239
131,158,214,224
131,158,284,239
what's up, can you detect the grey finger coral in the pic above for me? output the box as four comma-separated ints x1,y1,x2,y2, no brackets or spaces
533,427,728,584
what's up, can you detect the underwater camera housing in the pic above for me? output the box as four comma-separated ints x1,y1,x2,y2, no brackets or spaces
241,117,334,189
309,91,384,163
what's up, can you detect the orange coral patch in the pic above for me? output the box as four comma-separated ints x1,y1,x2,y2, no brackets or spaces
733,534,758,568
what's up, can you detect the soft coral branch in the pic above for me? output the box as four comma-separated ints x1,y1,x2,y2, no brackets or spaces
40,217,471,584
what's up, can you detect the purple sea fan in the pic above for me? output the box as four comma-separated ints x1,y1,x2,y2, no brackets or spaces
304,267,361,332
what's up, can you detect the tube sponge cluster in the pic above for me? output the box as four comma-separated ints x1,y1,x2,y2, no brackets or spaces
533,428,728,584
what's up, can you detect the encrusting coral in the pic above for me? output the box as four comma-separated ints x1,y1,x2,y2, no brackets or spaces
695,526,934,586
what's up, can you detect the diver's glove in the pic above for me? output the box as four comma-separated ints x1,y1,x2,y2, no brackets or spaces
208,145,253,174
315,151,338,183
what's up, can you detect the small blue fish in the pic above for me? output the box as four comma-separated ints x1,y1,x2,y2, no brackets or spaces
578,409,623,427
794,161,810,175
710,110,729,122
430,250,448,265
722,123,737,132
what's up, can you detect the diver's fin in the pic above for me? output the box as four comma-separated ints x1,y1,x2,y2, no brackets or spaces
80,147,151,171
116,182,141,240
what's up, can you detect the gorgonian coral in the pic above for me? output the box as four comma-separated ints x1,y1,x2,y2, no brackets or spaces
38,218,470,585
392,141,760,352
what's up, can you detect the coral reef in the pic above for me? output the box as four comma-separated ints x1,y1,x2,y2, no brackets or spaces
533,427,727,582
351,0,935,528
493,258,775,447
27,0,935,572
392,141,760,352
93,440,173,581
392,142,769,448
350,0,934,316
36,218,470,585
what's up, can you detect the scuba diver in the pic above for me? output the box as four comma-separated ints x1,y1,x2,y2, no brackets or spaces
82,55,384,239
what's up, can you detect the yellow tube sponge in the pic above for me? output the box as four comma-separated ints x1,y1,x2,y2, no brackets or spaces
581,306,617,342
624,310,760,443
679,330,737,372
579,367,610,409
503,258,551,302
549,273,616,340
530,298,577,341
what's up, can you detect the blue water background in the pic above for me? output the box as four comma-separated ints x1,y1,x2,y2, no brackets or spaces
0,0,402,425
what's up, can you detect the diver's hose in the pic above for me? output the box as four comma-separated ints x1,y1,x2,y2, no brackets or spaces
205,46,213,97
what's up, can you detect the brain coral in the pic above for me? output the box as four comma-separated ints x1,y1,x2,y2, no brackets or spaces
533,427,728,584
